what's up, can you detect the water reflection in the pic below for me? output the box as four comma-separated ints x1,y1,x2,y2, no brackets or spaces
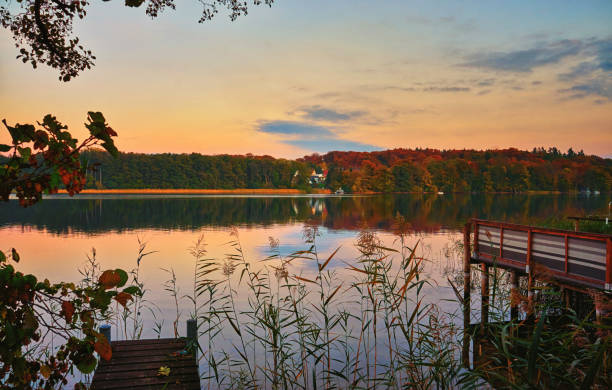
1,193,608,234
2,194,609,387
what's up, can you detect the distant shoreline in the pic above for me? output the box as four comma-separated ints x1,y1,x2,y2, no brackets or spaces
57,188,332,195
50,189,595,195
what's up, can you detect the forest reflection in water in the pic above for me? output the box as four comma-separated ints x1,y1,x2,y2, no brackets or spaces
1,193,609,235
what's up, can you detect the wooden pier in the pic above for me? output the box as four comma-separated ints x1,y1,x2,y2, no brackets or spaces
471,219,611,291
461,219,612,366
91,338,200,390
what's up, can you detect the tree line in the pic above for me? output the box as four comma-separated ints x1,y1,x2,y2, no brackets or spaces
307,147,612,193
82,151,312,190
81,147,612,193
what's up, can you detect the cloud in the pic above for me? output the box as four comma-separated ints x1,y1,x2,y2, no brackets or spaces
256,120,379,153
558,38,612,81
257,121,333,136
558,75,612,100
373,84,470,93
284,139,380,153
558,61,601,81
297,105,366,122
554,38,612,100
423,86,471,92
462,39,584,72
475,78,496,87
461,37,612,100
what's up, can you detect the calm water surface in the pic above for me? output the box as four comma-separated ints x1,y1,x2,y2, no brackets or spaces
1,193,609,385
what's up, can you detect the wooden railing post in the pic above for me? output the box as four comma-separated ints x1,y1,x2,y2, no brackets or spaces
526,228,534,319
510,271,519,321
606,237,611,292
462,222,472,367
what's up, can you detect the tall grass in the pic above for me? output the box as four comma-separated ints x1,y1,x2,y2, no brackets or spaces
85,224,609,389
160,222,465,389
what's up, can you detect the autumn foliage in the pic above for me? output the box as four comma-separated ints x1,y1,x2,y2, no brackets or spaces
0,112,137,388
1,112,118,206
302,147,612,193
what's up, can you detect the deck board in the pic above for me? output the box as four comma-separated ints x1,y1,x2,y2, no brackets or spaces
91,338,200,390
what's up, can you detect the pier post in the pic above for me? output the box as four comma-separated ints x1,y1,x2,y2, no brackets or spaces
526,229,535,321
186,319,198,355
510,271,519,321
480,263,489,333
100,324,111,343
186,319,197,343
462,222,472,367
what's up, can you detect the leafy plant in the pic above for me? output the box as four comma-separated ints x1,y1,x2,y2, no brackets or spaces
0,248,137,389
1,112,118,206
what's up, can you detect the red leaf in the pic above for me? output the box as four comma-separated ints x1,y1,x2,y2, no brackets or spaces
114,292,133,307
95,336,112,361
99,270,120,290
61,301,74,323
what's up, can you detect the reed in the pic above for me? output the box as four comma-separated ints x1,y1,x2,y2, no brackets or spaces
104,224,609,389
145,222,465,389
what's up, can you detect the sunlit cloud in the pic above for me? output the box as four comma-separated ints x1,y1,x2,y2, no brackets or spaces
296,105,366,122
462,39,584,72
257,121,333,136
284,138,379,153
558,75,612,100
256,120,378,153
423,86,470,92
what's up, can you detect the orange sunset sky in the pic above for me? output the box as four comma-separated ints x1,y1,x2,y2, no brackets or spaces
1,1,611,158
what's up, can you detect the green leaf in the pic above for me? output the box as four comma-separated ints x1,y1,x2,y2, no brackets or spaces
528,310,546,383
11,248,19,263
125,0,146,7
17,146,31,160
0,144,11,152
122,286,141,295
76,354,97,374
580,339,607,390
0,251,5,263
7,123,36,143
115,269,129,288
102,141,119,158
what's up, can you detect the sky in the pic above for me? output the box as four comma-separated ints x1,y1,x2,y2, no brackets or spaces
1,0,611,158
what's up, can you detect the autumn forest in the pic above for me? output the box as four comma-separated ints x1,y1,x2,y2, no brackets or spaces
82,147,612,193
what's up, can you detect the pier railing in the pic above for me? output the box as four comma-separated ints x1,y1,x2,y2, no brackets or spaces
472,219,612,291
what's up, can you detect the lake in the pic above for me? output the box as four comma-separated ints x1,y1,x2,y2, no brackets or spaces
1,193,610,387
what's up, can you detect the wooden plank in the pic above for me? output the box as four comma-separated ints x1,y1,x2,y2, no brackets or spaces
499,227,504,259
565,234,569,274
92,374,200,390
111,342,186,352
92,366,198,382
472,219,609,241
98,354,194,368
96,358,196,373
91,338,199,390
473,221,480,254
607,238,612,291
110,338,182,347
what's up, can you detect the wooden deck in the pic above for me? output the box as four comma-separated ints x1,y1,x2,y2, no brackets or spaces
472,219,612,291
91,338,200,390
